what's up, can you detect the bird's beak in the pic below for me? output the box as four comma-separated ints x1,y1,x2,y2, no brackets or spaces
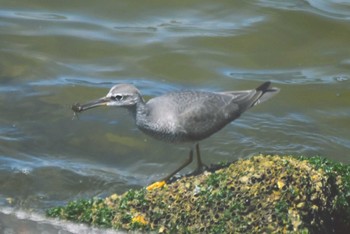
72,96,110,113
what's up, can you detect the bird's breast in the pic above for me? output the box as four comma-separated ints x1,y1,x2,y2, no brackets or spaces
136,110,188,142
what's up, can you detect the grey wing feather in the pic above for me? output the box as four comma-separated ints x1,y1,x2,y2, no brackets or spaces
177,93,242,141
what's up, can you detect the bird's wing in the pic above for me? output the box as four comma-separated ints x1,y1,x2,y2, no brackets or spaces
177,93,242,140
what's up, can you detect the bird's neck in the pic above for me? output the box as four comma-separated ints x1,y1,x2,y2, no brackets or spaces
127,97,147,121
127,96,154,135
134,100,153,131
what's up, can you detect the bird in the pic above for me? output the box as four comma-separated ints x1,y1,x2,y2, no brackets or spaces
72,81,279,189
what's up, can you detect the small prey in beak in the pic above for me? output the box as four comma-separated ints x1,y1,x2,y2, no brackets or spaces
71,97,110,119
71,103,81,120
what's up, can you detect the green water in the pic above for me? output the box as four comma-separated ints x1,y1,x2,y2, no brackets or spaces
0,0,349,232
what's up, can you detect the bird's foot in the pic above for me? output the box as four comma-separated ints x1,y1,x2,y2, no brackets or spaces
146,180,166,191
189,164,209,177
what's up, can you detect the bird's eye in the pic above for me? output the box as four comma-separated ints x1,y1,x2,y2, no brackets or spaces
112,95,123,101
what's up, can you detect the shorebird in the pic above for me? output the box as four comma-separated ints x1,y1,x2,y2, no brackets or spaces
72,81,279,189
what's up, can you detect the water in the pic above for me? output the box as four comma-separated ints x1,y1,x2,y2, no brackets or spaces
1,0,350,232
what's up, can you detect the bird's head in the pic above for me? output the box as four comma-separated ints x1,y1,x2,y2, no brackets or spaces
72,84,143,113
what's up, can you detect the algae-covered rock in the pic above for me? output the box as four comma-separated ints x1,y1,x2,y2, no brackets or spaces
47,155,350,233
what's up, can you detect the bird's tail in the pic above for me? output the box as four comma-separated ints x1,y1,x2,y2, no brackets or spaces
252,81,280,107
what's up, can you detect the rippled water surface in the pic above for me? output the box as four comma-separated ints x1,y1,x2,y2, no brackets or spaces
1,0,350,232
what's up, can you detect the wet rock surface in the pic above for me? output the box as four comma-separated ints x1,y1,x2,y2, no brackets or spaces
47,155,350,233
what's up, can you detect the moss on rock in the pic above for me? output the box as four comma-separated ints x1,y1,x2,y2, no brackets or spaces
47,155,350,233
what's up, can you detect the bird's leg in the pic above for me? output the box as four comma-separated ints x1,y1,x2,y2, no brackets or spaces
146,148,194,190
162,148,194,182
193,143,208,174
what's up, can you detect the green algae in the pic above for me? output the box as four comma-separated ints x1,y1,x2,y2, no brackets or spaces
47,155,350,233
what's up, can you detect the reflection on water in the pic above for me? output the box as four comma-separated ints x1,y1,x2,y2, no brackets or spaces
0,0,349,232
259,0,350,19
222,66,350,84
0,207,121,234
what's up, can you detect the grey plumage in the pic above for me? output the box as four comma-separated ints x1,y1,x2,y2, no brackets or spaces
72,81,280,182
